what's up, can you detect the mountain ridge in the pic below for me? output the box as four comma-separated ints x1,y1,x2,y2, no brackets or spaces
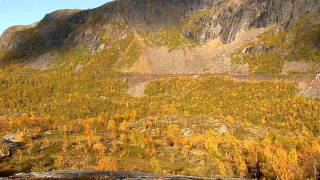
0,0,319,74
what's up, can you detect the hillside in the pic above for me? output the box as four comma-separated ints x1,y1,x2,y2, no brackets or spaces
0,0,320,179
0,0,319,74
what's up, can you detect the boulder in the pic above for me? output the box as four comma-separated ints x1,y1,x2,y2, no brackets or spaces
3,133,24,144
216,124,229,134
2,133,25,149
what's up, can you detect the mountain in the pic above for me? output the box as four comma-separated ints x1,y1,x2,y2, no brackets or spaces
1,1,320,178
0,0,319,74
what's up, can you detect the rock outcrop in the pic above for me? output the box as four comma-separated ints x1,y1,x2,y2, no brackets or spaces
301,74,320,98
1,133,24,160
0,24,37,52
10,170,239,179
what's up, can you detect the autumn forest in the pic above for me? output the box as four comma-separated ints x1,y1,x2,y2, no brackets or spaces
0,64,319,179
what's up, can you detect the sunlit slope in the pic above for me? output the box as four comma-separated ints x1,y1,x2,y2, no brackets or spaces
0,0,319,74
0,67,319,178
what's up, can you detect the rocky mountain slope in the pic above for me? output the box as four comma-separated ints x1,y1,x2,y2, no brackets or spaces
0,0,319,74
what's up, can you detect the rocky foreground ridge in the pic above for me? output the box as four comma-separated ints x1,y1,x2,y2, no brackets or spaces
6,170,245,179
0,0,319,74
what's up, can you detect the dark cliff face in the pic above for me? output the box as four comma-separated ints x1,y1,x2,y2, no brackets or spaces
97,0,213,28
0,25,35,51
0,0,319,58
36,9,84,46
186,0,320,43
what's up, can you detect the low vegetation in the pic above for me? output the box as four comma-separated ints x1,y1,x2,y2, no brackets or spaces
0,65,319,179
0,8,319,179
141,28,196,50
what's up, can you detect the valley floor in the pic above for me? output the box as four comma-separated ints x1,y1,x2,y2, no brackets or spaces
0,68,319,179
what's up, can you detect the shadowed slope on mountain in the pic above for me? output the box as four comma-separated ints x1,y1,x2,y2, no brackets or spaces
0,0,319,73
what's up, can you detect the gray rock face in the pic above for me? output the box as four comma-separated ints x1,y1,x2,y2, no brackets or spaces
188,0,320,43
0,0,319,57
0,25,36,51
36,9,84,46
10,170,233,179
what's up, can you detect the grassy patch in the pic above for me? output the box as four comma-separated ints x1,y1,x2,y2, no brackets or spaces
141,28,196,50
